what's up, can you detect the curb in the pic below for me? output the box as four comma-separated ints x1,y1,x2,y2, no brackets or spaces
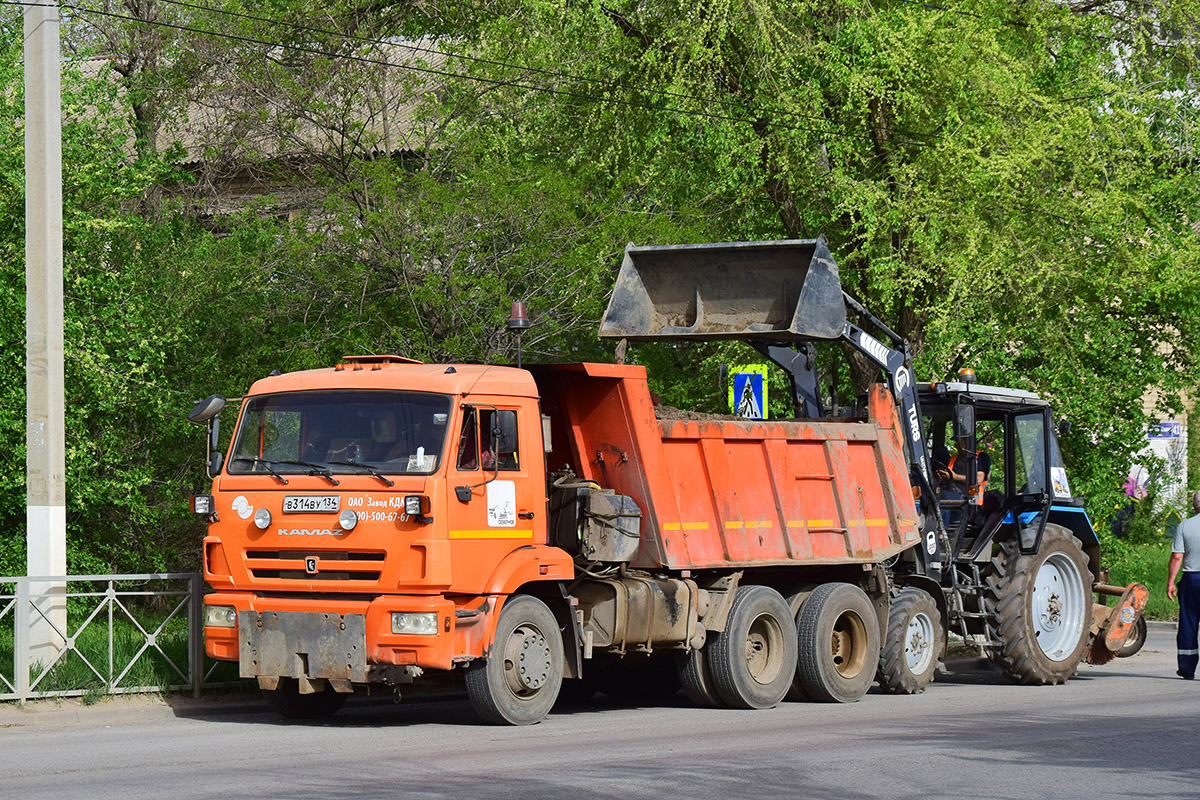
0,692,269,728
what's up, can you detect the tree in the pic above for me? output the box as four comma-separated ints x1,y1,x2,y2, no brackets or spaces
441,0,1200,511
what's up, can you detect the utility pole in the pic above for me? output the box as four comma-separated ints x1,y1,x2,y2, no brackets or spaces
25,0,68,663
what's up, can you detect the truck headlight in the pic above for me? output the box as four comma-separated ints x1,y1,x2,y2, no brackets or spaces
253,507,272,530
204,605,238,628
391,612,438,635
339,509,358,530
192,495,214,515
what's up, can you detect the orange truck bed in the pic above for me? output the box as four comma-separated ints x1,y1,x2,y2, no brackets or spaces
533,363,922,570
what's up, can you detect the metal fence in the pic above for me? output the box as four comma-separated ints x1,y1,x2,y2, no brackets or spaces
0,573,232,703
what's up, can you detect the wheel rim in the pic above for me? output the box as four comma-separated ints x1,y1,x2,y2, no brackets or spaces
1031,552,1086,661
745,612,786,686
904,610,936,675
830,610,869,678
502,622,552,696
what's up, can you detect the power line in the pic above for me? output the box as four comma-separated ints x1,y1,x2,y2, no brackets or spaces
1,0,853,139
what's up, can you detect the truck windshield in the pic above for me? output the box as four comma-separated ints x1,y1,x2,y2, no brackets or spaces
228,391,451,475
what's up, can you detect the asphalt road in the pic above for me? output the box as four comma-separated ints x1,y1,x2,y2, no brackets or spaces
1,623,1194,800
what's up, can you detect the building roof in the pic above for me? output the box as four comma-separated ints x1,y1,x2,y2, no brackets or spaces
79,40,448,168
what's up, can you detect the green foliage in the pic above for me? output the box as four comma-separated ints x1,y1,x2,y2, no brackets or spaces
453,0,1200,518
1190,410,1200,499
1101,535,1176,621
1,0,1198,577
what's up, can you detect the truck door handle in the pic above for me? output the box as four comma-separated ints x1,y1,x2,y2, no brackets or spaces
518,511,535,519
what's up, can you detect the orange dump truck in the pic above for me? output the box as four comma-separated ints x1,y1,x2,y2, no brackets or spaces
192,357,917,723
190,238,1144,724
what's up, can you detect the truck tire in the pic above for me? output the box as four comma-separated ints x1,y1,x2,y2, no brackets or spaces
1118,615,1148,658
795,582,880,703
678,646,725,708
465,595,564,725
783,589,811,701
263,678,349,719
985,524,1092,685
876,587,942,694
708,585,798,709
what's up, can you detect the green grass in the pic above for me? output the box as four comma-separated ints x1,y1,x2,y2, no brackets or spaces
0,586,244,699
1102,536,1176,621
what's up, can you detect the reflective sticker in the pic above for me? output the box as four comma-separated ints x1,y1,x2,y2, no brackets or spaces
1051,467,1072,498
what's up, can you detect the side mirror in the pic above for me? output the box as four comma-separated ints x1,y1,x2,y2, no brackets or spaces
493,410,518,453
1057,419,1073,436
187,395,226,425
205,415,223,479
953,404,974,441
188,395,228,480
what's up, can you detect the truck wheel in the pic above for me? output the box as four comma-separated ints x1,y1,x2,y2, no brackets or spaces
465,595,564,725
708,585,798,709
985,524,1091,684
795,582,880,703
876,587,943,694
1118,615,1148,658
263,678,349,719
678,646,725,708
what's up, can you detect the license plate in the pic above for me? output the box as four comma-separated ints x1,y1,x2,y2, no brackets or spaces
283,495,340,513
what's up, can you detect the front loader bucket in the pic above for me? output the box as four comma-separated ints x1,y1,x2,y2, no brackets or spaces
599,237,847,342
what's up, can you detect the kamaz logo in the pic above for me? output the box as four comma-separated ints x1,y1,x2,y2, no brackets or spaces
857,332,891,368
277,528,342,537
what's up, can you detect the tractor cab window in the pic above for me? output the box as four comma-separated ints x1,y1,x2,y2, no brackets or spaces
1048,431,1072,499
1013,412,1048,496
976,418,1005,494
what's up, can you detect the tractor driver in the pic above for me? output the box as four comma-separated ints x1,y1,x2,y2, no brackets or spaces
936,443,990,505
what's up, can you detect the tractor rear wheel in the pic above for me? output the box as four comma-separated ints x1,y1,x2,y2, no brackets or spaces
795,582,880,703
985,524,1092,684
876,587,943,694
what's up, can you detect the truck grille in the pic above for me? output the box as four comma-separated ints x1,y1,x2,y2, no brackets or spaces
245,550,385,581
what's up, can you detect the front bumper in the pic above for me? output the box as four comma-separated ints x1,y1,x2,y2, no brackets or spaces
204,593,466,678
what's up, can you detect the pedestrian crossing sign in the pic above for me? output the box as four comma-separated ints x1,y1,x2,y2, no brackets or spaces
728,365,769,420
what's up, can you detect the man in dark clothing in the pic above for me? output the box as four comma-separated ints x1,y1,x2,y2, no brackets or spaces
1168,489,1200,680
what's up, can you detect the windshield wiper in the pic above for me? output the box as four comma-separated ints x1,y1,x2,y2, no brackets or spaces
272,460,341,486
325,461,396,487
230,456,289,485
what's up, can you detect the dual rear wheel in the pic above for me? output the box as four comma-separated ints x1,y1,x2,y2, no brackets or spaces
680,581,883,708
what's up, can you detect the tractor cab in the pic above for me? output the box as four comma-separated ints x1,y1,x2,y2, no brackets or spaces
917,378,1100,576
